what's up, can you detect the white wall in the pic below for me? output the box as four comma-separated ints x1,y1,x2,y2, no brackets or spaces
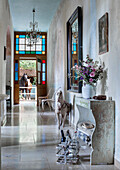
0,0,14,106
47,0,120,167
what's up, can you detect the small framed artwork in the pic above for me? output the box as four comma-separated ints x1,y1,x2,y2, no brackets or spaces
4,46,6,60
99,13,108,54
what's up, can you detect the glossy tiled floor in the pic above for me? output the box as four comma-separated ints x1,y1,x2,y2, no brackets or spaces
1,101,119,170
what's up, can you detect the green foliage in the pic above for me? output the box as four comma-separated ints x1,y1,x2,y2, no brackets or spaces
20,60,36,70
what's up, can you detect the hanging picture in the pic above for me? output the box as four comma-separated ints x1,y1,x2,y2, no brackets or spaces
99,13,108,54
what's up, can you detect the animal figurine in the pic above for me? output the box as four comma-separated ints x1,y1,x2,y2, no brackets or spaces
56,91,72,129
19,73,28,100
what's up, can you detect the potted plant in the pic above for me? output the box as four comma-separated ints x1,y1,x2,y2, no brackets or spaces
71,55,104,98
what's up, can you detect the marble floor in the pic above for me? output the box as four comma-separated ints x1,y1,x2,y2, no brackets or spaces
1,101,119,170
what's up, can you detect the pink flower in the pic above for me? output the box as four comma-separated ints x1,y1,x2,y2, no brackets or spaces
91,68,96,72
90,71,95,77
89,78,93,82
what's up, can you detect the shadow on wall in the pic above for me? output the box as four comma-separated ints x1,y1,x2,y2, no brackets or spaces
100,63,108,95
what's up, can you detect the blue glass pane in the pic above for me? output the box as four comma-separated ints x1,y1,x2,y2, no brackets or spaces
19,51,25,54
72,51,73,54
36,51,42,54
40,36,42,38
42,45,45,51
15,72,18,81
42,73,45,81
19,35,25,38
16,45,19,51
42,63,45,72
15,63,18,71
16,38,19,44
42,38,45,44
73,44,76,51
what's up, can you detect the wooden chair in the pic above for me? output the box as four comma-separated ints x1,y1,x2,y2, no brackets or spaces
38,88,52,109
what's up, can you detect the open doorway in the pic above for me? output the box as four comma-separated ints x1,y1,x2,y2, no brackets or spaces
19,60,37,101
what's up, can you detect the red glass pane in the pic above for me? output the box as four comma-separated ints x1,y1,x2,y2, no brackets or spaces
42,60,45,63
42,81,45,84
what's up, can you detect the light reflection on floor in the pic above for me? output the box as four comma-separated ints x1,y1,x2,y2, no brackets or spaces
1,101,119,170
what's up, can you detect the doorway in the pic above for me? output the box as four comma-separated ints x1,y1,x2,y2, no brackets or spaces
19,60,37,101
14,32,47,105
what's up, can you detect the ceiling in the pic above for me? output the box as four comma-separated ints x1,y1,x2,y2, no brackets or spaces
8,0,62,32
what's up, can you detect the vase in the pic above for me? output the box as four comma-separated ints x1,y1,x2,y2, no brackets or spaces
82,84,96,99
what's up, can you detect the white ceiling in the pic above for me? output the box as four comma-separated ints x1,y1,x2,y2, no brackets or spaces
8,0,62,32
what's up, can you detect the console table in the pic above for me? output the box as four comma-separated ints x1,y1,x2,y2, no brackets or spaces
74,97,115,165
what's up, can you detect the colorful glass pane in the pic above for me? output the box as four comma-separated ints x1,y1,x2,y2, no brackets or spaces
42,45,45,51
26,38,30,45
42,73,45,81
19,35,25,38
26,45,30,51
36,45,42,51
15,72,18,81
42,38,45,44
19,51,25,54
36,38,42,45
72,42,77,54
26,51,31,54
16,51,19,54
42,63,45,72
15,63,18,71
31,44,35,51
16,38,19,44
16,45,19,51
36,51,42,54
19,38,25,44
19,45,25,51
16,35,19,38
42,81,45,85
31,51,36,54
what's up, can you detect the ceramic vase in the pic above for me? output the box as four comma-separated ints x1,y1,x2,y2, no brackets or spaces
82,84,96,99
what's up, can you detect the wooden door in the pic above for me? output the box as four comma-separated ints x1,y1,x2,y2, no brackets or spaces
36,56,47,105
14,59,19,104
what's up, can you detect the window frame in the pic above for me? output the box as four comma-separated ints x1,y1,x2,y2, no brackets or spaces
14,32,47,57
67,6,83,93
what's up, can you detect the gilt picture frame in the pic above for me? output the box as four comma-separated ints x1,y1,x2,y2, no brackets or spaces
99,13,108,54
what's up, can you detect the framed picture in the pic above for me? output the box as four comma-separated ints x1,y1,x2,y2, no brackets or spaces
99,13,108,54
4,46,6,60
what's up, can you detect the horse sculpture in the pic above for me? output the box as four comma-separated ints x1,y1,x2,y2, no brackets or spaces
19,73,28,100
56,90,72,129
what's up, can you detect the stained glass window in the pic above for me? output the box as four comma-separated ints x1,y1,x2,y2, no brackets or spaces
15,34,46,55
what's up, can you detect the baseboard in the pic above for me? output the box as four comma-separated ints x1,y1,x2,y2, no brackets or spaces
115,158,120,169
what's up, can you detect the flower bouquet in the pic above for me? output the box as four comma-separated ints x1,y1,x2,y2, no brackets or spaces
71,55,104,87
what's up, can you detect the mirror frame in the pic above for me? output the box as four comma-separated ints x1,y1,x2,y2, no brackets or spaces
67,6,83,92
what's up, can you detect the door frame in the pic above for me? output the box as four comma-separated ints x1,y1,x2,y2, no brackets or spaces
14,32,47,104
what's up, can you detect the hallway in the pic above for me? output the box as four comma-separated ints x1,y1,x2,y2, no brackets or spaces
1,102,119,170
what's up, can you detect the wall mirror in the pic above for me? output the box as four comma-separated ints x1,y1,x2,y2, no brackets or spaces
67,7,82,92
